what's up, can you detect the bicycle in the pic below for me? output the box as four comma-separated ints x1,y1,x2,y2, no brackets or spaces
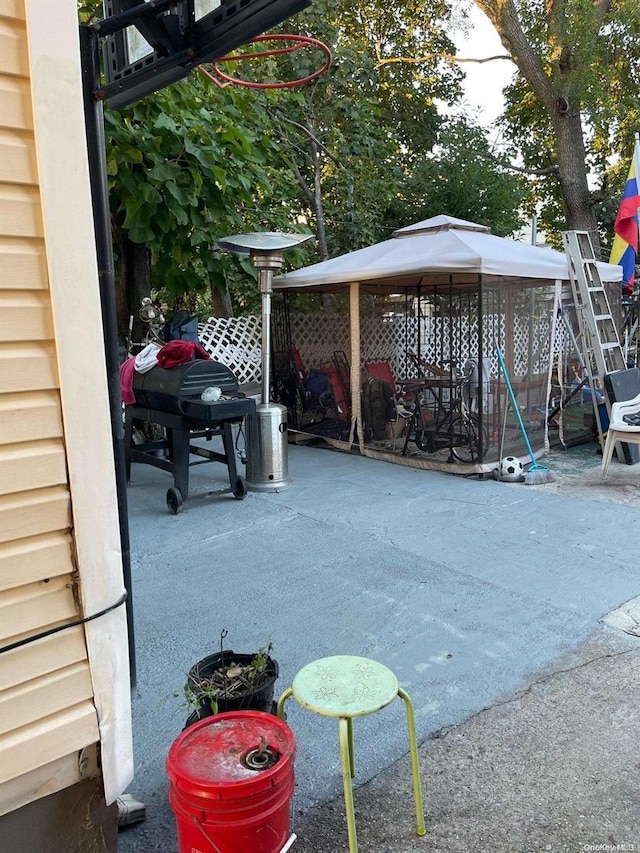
397,365,490,463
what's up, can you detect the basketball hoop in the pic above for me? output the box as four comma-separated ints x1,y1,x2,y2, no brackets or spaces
197,34,332,90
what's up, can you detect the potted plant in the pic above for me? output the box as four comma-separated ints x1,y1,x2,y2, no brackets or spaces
182,631,279,728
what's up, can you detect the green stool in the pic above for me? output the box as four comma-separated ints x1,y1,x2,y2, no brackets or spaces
277,655,426,852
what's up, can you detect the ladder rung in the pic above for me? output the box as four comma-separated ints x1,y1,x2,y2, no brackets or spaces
594,314,613,321
601,342,621,350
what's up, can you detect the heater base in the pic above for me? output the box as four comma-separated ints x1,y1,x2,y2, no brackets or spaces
245,403,292,492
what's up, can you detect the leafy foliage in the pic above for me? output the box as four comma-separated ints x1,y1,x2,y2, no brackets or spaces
386,119,528,235
104,78,311,299
260,0,465,258
81,0,544,324
481,0,640,246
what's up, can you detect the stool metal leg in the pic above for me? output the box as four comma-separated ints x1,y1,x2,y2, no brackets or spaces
347,716,356,778
398,687,426,836
338,717,358,853
276,687,293,719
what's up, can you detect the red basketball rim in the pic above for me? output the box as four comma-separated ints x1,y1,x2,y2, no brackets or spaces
198,34,332,89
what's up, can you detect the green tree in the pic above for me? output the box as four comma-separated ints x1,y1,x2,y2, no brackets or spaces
104,77,313,329
79,2,314,328
263,0,465,259
385,119,528,235
475,0,640,249
80,0,540,328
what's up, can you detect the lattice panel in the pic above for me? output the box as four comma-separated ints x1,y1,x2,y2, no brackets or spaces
361,317,408,375
198,316,262,385
290,313,350,369
197,309,571,390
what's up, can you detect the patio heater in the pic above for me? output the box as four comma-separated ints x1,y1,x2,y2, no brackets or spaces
217,232,312,491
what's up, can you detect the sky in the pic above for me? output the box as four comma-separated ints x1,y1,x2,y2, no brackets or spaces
449,6,516,129
448,8,540,243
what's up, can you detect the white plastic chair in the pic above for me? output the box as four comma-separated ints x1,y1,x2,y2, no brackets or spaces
601,391,640,476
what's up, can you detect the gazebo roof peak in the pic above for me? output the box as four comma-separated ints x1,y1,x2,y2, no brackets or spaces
393,215,491,237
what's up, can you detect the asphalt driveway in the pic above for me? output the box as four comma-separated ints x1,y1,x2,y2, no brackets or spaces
117,440,640,852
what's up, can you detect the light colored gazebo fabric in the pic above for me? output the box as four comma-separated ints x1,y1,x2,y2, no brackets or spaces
274,215,622,291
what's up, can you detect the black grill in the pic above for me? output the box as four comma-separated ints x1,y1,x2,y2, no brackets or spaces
124,360,256,513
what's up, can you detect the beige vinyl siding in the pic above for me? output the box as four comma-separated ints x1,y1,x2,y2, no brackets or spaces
0,76,33,130
0,186,43,237
0,291,54,340
0,750,96,818
0,2,98,808
0,391,63,445
0,128,38,184
0,439,68,495
0,342,59,392
0,239,47,288
0,0,26,22
0,705,99,786
0,626,88,693
0,661,95,737
0,574,79,642
0,18,30,79
0,531,71,592
0,486,70,545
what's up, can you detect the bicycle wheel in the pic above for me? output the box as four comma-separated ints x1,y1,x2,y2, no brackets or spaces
443,413,490,463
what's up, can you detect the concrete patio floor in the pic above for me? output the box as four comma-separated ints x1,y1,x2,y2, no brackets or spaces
117,438,640,852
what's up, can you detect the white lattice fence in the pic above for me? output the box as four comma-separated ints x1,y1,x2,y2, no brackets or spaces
199,316,262,384
291,312,478,375
418,316,475,367
291,313,415,375
197,310,567,388
290,313,350,369
361,317,407,375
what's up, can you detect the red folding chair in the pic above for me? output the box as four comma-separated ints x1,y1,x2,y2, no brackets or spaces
365,361,399,394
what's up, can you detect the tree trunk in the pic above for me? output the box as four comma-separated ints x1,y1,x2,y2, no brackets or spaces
551,108,600,250
210,280,233,318
475,0,603,253
307,118,329,263
113,222,151,342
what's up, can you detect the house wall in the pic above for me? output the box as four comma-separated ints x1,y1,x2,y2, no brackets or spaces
0,775,117,853
0,0,131,846
0,0,100,804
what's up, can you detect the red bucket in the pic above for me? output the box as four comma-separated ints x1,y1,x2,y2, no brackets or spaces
166,711,296,853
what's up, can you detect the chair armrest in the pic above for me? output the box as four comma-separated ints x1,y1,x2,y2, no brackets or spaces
610,391,640,425
423,362,450,377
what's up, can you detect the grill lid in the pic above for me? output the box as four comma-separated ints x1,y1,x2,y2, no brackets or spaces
132,360,243,414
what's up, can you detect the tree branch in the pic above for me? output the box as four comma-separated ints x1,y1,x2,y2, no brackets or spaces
476,0,556,111
375,52,513,69
506,162,560,176
593,0,612,28
273,124,316,208
274,113,345,170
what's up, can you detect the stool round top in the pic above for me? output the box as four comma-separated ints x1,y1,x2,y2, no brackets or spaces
291,655,398,718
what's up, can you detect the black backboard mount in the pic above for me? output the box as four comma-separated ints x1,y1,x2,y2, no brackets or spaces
98,0,312,109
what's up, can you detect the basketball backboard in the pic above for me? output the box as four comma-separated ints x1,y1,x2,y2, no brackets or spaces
98,0,312,109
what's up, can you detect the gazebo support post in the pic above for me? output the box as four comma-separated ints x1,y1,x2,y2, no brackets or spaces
478,274,484,460
348,281,363,450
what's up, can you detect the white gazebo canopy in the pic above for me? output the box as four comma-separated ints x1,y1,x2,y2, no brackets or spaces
272,215,622,473
273,215,622,292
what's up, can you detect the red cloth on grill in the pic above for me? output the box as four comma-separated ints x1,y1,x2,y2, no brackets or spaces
156,340,211,369
119,357,136,405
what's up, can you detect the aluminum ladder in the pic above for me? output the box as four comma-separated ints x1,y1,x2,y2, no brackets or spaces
562,230,626,446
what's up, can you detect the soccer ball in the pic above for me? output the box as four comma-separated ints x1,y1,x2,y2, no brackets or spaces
498,455,525,482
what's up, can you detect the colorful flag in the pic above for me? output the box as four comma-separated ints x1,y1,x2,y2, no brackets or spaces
609,136,640,296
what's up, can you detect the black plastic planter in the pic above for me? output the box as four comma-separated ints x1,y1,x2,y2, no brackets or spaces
185,651,279,728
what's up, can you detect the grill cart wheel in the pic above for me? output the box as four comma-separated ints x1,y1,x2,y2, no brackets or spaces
232,477,247,500
166,487,183,514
